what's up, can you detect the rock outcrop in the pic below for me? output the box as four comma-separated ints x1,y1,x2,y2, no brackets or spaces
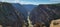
0,2,25,27
30,4,60,27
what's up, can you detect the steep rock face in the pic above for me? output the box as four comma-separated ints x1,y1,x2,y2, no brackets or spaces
12,3,28,22
30,4,60,27
0,2,24,27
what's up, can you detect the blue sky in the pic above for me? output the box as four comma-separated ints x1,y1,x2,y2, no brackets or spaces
0,0,60,5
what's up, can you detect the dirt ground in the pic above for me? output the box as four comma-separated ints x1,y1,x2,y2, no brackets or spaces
0,25,2,27
50,19,60,27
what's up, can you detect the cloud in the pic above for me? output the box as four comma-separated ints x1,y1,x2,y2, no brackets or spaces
20,1,53,5
20,1,37,5
0,0,20,3
49,0,60,3
0,0,60,5
50,0,60,2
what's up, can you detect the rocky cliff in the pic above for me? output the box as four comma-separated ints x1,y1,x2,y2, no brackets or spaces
30,4,60,27
0,2,25,27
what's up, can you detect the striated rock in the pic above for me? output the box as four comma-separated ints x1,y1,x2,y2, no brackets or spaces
12,3,28,22
12,3,28,27
0,2,25,27
30,4,60,27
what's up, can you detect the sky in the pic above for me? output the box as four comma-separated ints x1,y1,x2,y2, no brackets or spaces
0,0,60,5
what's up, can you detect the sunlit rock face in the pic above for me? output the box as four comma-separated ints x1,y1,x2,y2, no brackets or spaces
50,19,60,27
0,2,25,27
30,4,60,27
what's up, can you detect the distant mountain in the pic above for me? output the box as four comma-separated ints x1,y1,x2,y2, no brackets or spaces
30,4,60,27
0,2,25,27
22,4,37,12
